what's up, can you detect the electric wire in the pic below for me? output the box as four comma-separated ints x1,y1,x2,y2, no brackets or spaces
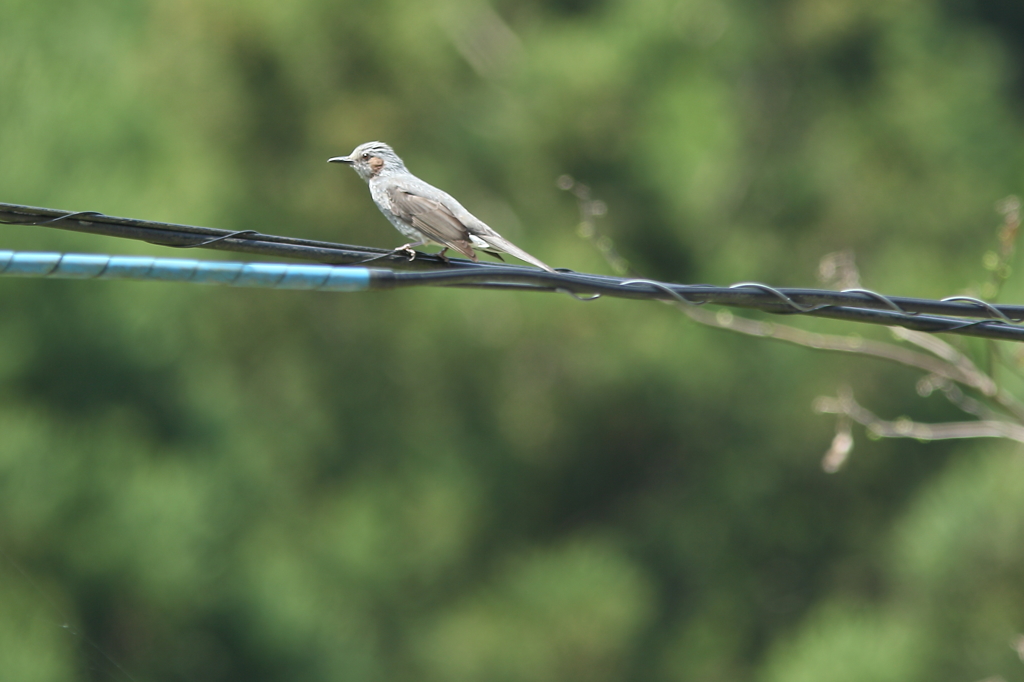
4,201,1024,342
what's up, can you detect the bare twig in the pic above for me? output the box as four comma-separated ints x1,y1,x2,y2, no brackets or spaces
814,389,1024,444
558,175,631,275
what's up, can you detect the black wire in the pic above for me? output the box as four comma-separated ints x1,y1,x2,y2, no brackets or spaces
160,229,260,248
4,200,1024,342
368,269,1024,342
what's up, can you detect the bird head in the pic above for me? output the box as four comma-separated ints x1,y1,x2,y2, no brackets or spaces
328,141,406,181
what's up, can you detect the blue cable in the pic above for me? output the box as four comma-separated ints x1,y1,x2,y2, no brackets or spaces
0,251,373,292
3,250,1024,343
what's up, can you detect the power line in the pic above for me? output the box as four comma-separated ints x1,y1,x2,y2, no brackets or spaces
2,201,1024,342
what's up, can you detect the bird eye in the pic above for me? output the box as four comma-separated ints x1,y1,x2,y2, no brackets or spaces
361,152,370,160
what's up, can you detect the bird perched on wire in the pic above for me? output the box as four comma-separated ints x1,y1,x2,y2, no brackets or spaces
329,141,554,271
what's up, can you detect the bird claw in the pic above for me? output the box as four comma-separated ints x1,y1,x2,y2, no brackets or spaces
393,244,419,261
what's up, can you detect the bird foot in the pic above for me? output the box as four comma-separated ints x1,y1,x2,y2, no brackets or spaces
392,244,419,261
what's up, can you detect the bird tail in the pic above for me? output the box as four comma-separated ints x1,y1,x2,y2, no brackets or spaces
485,235,555,272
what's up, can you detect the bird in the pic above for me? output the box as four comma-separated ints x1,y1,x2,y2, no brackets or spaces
329,141,554,271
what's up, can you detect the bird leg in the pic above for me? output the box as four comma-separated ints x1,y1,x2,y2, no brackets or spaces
435,247,450,265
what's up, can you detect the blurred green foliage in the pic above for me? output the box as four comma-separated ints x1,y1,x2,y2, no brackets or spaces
2,0,1024,680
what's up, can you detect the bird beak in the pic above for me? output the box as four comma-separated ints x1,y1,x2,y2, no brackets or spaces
328,156,353,164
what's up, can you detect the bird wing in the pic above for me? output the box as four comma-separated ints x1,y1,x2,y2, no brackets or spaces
385,185,477,260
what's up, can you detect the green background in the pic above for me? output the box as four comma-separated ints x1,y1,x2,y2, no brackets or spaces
2,0,1024,680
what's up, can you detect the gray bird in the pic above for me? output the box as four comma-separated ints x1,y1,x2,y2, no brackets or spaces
329,142,554,271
